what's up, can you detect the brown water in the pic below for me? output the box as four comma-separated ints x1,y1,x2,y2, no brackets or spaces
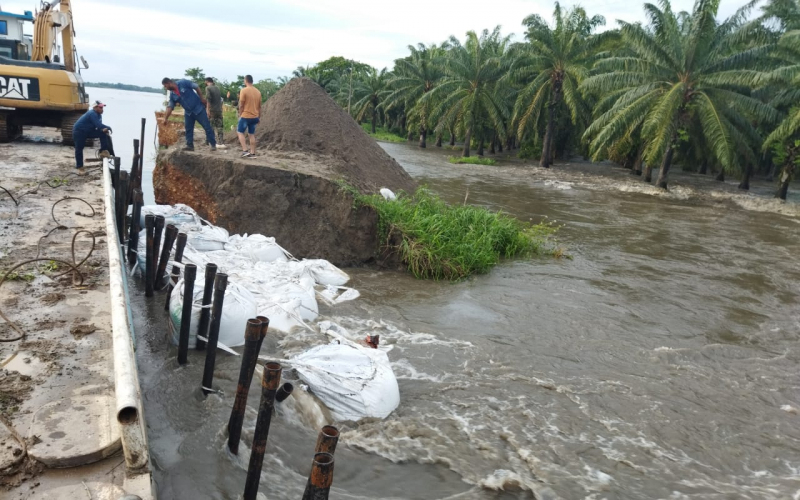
133,142,800,500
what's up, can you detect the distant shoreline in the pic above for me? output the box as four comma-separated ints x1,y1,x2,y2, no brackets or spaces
85,82,164,94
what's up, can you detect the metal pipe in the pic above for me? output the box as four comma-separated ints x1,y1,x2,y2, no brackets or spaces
112,156,121,190
275,382,294,403
301,453,335,500
164,233,187,311
243,362,282,500
177,264,197,365
101,161,148,470
144,215,155,297
201,273,227,395
156,224,178,289
227,318,263,455
116,170,128,244
255,315,269,354
127,189,143,263
139,118,146,189
314,426,339,455
195,263,218,350
151,216,165,290
130,138,140,196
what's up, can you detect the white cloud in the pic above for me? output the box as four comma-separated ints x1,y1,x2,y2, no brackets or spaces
0,0,751,85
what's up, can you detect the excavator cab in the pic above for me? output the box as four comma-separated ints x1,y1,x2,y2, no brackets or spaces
0,1,89,143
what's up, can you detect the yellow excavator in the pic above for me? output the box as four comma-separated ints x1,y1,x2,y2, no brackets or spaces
0,0,89,143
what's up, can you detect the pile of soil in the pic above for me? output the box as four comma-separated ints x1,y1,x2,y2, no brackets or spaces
229,78,415,194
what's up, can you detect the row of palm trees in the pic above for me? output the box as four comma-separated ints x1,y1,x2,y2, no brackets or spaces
292,0,799,199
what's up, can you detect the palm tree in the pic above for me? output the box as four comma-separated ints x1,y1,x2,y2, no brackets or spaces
513,3,607,168
351,67,391,133
424,27,511,157
582,0,778,189
384,44,447,148
763,30,800,199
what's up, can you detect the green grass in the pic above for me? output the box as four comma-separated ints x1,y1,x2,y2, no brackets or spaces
339,183,562,280
361,123,406,143
448,156,498,166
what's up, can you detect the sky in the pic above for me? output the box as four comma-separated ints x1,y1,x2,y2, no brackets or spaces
1,0,747,86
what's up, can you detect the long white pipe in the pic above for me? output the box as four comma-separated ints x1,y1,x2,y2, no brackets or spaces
102,161,149,470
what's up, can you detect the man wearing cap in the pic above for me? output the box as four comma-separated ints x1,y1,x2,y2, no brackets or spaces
161,77,216,152
72,100,113,175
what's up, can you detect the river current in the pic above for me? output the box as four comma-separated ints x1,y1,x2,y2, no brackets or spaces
133,140,800,499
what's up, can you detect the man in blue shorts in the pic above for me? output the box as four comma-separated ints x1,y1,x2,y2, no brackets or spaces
237,75,262,158
161,77,216,152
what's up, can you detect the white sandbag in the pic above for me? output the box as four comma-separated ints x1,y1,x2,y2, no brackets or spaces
380,188,397,201
185,225,229,252
300,259,350,286
225,234,291,263
139,203,201,230
287,340,400,420
257,297,311,334
168,279,258,348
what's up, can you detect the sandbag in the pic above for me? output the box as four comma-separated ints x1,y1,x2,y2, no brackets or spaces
139,204,201,230
289,340,400,421
185,225,229,252
225,234,291,263
168,279,258,348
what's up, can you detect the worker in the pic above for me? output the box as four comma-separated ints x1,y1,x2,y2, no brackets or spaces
237,75,262,158
204,77,225,147
72,100,112,175
161,77,216,152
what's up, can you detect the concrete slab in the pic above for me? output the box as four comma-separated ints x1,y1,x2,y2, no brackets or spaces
27,394,121,468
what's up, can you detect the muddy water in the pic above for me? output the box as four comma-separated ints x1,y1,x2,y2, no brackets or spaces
133,142,800,500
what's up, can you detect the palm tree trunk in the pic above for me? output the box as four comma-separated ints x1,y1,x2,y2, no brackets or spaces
715,169,725,182
775,157,795,200
477,134,485,156
371,108,377,134
698,162,708,175
738,164,753,190
419,126,427,148
632,144,644,176
407,129,414,141
449,129,455,146
489,136,496,154
498,139,503,153
435,134,442,147
655,147,675,189
643,162,653,183
541,104,558,168
462,127,472,157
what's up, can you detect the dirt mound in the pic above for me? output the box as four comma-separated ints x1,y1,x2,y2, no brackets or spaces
232,78,415,194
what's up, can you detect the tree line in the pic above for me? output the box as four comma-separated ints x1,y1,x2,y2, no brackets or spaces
190,0,800,199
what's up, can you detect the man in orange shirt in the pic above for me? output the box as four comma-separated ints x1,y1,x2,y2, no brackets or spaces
237,75,262,158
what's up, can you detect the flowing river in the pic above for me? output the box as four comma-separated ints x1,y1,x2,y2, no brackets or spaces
132,128,800,498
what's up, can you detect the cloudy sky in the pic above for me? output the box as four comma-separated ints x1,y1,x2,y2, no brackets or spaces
2,0,746,86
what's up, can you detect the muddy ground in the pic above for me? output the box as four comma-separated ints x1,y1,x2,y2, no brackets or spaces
0,130,137,498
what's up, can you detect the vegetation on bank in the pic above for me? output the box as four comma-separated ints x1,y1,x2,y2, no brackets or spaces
448,156,498,166
340,183,561,280
360,123,405,142
86,82,163,94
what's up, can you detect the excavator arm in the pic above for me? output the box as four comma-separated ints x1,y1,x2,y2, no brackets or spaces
31,0,76,72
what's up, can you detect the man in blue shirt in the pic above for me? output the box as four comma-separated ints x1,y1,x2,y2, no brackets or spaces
72,100,113,175
161,77,216,152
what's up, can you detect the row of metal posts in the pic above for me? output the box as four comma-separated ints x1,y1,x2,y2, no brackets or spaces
108,118,338,499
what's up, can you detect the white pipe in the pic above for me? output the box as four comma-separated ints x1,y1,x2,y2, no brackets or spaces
102,161,149,470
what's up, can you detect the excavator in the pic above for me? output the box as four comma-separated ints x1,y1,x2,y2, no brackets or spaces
0,0,89,143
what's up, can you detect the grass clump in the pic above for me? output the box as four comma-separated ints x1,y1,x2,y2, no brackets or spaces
361,123,406,143
340,183,561,280
448,156,497,166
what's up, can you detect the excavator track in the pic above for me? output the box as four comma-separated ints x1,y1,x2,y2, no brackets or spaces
0,111,22,143
60,111,86,146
